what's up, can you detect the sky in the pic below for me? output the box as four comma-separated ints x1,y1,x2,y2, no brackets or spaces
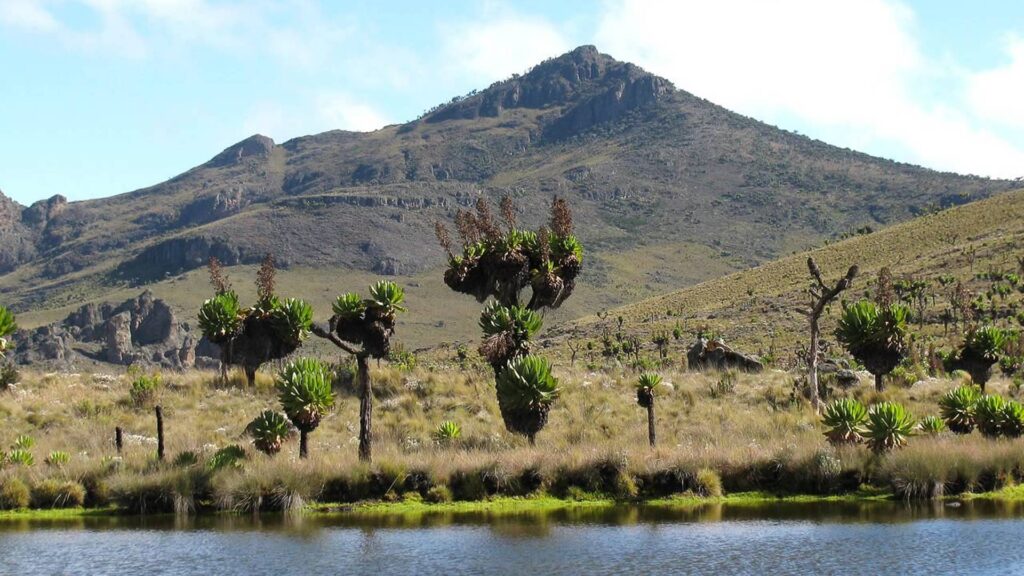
2,0,1024,205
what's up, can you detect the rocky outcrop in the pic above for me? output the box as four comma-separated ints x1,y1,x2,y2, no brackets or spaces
0,190,38,273
105,312,133,364
115,236,253,282
424,45,673,140
687,338,764,372
208,134,275,167
10,291,198,370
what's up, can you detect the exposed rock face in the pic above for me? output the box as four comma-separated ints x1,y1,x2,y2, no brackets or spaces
115,236,253,282
687,338,764,373
424,45,672,140
105,312,133,364
10,291,198,370
208,134,275,167
0,190,38,273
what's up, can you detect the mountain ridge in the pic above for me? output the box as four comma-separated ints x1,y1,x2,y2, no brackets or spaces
0,46,1013,351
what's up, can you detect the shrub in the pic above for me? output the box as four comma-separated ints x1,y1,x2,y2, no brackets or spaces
0,305,17,360
0,362,18,391
821,398,868,445
693,468,723,497
129,373,161,407
975,394,1007,438
424,484,453,504
939,385,982,434
0,477,30,509
12,434,34,450
865,401,915,452
207,445,246,472
918,416,946,435
45,450,70,467
7,448,33,467
433,421,461,446
246,410,293,455
32,479,86,508
172,451,199,467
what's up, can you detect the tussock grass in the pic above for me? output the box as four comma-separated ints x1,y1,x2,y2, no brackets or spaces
2,366,1024,512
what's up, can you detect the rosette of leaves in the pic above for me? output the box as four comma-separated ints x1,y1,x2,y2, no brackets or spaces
198,291,243,343
276,358,335,458
269,298,313,347
821,398,868,445
0,305,17,358
246,410,294,456
864,401,915,452
635,372,661,409
952,326,1007,390
917,415,946,435
495,355,560,444
836,301,910,391
443,241,491,302
329,281,406,359
975,394,1007,438
938,385,981,434
433,420,462,446
478,302,542,370
1000,400,1024,438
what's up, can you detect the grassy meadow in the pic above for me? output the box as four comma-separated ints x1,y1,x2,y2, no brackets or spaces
3,360,1024,515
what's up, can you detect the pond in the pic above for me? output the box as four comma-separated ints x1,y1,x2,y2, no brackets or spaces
3,500,1024,575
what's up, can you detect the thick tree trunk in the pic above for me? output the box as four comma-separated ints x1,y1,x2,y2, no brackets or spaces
115,426,123,454
647,403,656,447
244,366,256,388
808,318,821,412
528,433,536,446
155,406,165,462
875,373,885,392
357,354,373,463
299,430,308,459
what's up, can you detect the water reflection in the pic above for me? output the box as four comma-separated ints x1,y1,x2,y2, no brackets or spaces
2,498,1021,534
4,500,1024,575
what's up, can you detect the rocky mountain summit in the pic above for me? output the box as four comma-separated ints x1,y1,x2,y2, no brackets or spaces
0,46,1015,352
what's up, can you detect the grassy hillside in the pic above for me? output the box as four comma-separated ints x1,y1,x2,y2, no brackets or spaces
554,188,1024,366
0,45,1012,349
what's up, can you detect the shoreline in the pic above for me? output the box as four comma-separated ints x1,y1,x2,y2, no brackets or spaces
3,486,1023,522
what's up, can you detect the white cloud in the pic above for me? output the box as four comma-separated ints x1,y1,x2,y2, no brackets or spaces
440,8,571,84
315,93,390,132
0,0,59,32
595,0,1024,178
966,35,1024,130
242,93,390,142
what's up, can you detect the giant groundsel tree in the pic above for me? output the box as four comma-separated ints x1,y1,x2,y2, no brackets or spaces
436,196,582,444
197,256,313,387
312,280,406,463
836,300,910,392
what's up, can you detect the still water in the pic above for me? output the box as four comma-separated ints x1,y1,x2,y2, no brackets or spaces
3,500,1024,575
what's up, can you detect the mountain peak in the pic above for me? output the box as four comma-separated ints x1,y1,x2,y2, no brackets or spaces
208,134,275,167
422,45,673,137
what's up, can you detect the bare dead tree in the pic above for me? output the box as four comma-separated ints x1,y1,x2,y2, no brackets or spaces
799,258,858,412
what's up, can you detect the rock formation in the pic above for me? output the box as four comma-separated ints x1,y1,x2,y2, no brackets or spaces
10,291,200,370
687,337,764,373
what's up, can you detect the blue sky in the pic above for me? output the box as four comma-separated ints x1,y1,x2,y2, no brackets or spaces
2,0,1024,205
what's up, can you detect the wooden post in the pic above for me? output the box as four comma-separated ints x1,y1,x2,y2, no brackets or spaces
115,426,123,454
155,405,165,462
